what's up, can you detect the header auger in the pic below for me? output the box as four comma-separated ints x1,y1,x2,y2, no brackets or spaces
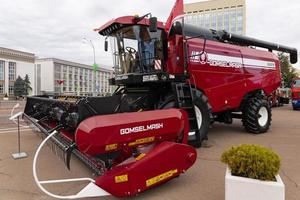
24,0,297,198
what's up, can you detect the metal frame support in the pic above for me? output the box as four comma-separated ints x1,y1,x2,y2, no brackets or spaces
9,111,28,159
33,130,111,199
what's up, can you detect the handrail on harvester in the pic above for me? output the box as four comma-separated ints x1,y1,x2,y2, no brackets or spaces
32,130,111,199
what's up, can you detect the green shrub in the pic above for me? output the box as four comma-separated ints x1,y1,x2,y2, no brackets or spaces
221,144,280,181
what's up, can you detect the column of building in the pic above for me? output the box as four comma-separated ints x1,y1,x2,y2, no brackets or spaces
4,61,8,95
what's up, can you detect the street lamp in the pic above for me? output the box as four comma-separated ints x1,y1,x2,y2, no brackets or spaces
82,37,96,65
82,37,98,96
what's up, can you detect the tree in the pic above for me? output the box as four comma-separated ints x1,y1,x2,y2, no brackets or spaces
278,52,298,88
14,76,25,98
24,74,32,95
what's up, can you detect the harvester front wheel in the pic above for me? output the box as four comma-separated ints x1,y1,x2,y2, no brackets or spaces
158,91,212,146
193,91,212,144
242,97,272,134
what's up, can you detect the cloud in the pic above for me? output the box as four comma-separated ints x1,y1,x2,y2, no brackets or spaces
0,0,299,69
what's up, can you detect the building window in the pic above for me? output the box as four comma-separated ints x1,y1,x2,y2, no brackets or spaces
9,84,14,94
230,8,237,33
63,65,67,73
0,83,4,94
236,8,243,34
211,12,217,29
0,60,4,80
217,11,223,30
9,62,16,81
54,64,63,93
204,13,210,28
223,9,230,31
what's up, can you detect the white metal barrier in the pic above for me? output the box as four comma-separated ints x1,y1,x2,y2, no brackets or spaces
33,130,111,199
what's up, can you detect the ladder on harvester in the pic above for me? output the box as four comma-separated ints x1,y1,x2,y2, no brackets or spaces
173,82,201,148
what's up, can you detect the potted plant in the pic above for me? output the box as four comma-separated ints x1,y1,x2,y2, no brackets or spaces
3,93,9,100
221,144,284,200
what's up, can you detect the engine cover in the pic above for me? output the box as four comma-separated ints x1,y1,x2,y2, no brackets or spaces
75,109,189,156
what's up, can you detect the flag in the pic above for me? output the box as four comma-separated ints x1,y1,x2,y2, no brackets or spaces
165,0,184,33
56,80,64,85
92,63,99,72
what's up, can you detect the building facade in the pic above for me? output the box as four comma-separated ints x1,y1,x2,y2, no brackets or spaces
0,47,36,97
35,58,114,96
184,0,246,35
296,68,300,77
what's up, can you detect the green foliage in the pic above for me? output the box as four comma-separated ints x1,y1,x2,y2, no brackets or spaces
24,74,32,95
92,63,99,72
221,144,280,181
14,76,25,97
278,52,298,88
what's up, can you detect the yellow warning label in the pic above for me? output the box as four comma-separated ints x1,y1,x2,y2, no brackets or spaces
115,174,128,183
128,137,155,146
105,143,118,151
146,169,178,187
135,153,146,161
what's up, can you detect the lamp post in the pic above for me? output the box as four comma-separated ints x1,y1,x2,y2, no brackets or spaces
82,37,96,65
82,37,98,96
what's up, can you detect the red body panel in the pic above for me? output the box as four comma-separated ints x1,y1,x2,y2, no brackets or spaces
75,109,195,197
96,141,196,197
167,37,281,112
292,78,300,100
75,109,189,156
95,16,165,33
292,88,300,99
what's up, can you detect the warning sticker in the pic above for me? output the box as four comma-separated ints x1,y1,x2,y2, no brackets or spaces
115,174,128,183
128,137,155,146
146,169,178,187
105,143,118,151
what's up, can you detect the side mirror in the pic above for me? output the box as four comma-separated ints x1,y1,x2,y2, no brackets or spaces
149,17,157,32
104,40,108,52
169,21,182,36
290,52,298,64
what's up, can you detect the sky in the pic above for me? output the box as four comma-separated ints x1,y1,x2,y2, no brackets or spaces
0,0,299,69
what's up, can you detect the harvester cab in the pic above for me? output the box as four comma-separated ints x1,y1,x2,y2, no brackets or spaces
98,15,170,86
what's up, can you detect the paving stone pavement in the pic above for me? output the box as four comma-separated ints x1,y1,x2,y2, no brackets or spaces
0,105,299,200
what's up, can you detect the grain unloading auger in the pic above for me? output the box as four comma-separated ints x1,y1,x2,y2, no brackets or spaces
24,95,197,198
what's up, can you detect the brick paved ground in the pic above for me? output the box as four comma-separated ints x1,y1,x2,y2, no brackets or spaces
0,105,299,200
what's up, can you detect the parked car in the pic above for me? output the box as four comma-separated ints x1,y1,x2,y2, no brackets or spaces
291,78,300,110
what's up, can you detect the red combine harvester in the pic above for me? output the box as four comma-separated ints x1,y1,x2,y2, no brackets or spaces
292,78,300,110
23,0,297,198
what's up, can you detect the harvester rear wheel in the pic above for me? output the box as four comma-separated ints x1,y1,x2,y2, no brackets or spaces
242,97,272,134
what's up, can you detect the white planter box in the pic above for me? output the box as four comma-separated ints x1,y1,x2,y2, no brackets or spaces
225,167,285,200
